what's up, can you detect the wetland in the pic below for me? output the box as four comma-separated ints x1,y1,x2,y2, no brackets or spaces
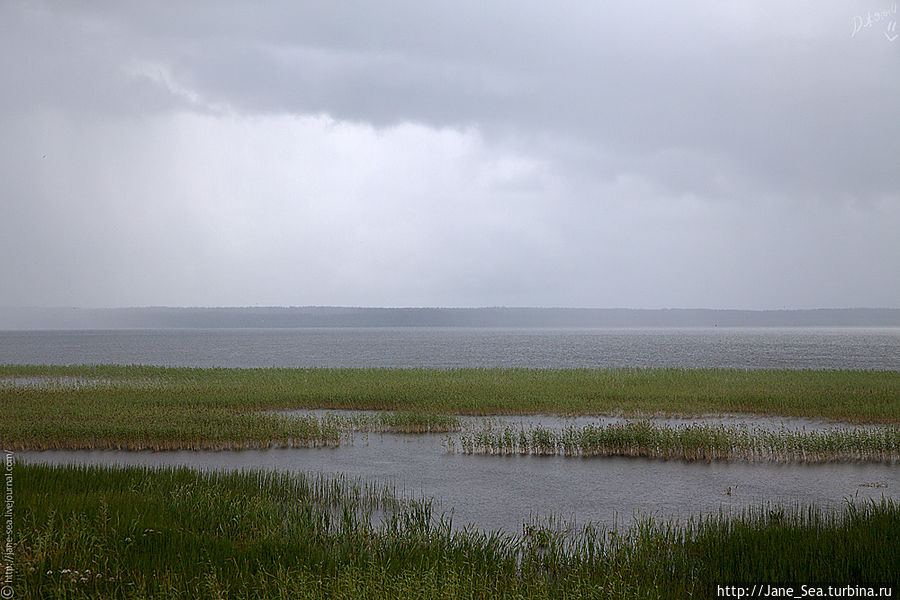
3,329,899,598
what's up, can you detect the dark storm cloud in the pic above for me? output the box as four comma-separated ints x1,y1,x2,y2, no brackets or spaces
16,0,896,202
1,0,898,308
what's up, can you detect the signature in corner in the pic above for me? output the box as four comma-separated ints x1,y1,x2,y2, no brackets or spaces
849,3,898,40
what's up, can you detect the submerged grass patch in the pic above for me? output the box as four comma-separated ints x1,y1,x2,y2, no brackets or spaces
453,421,900,463
2,365,899,450
11,462,900,599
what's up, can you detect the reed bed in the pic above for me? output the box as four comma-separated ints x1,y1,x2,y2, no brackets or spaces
11,462,900,599
323,410,461,434
1,411,460,451
2,365,899,450
453,421,900,463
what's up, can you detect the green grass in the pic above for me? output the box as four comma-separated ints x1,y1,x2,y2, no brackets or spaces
10,462,900,599
454,421,900,463
2,365,899,450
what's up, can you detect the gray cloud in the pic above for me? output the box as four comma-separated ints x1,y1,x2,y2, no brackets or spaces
1,0,898,309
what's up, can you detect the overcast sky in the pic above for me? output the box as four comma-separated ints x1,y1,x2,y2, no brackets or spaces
2,1,898,309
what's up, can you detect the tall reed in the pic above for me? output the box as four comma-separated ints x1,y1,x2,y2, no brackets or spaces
454,421,900,463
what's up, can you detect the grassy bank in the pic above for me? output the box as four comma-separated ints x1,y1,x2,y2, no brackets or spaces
2,365,899,450
454,421,900,463
10,462,900,599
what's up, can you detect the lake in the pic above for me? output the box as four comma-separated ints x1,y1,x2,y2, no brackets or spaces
2,327,899,369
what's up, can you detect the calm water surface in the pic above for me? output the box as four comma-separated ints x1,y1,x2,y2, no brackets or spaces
2,327,899,369
24,433,899,533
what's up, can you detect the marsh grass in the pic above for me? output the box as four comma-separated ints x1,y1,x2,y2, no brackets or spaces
1,410,459,451
12,462,900,599
454,421,900,463
324,410,461,434
2,365,898,450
